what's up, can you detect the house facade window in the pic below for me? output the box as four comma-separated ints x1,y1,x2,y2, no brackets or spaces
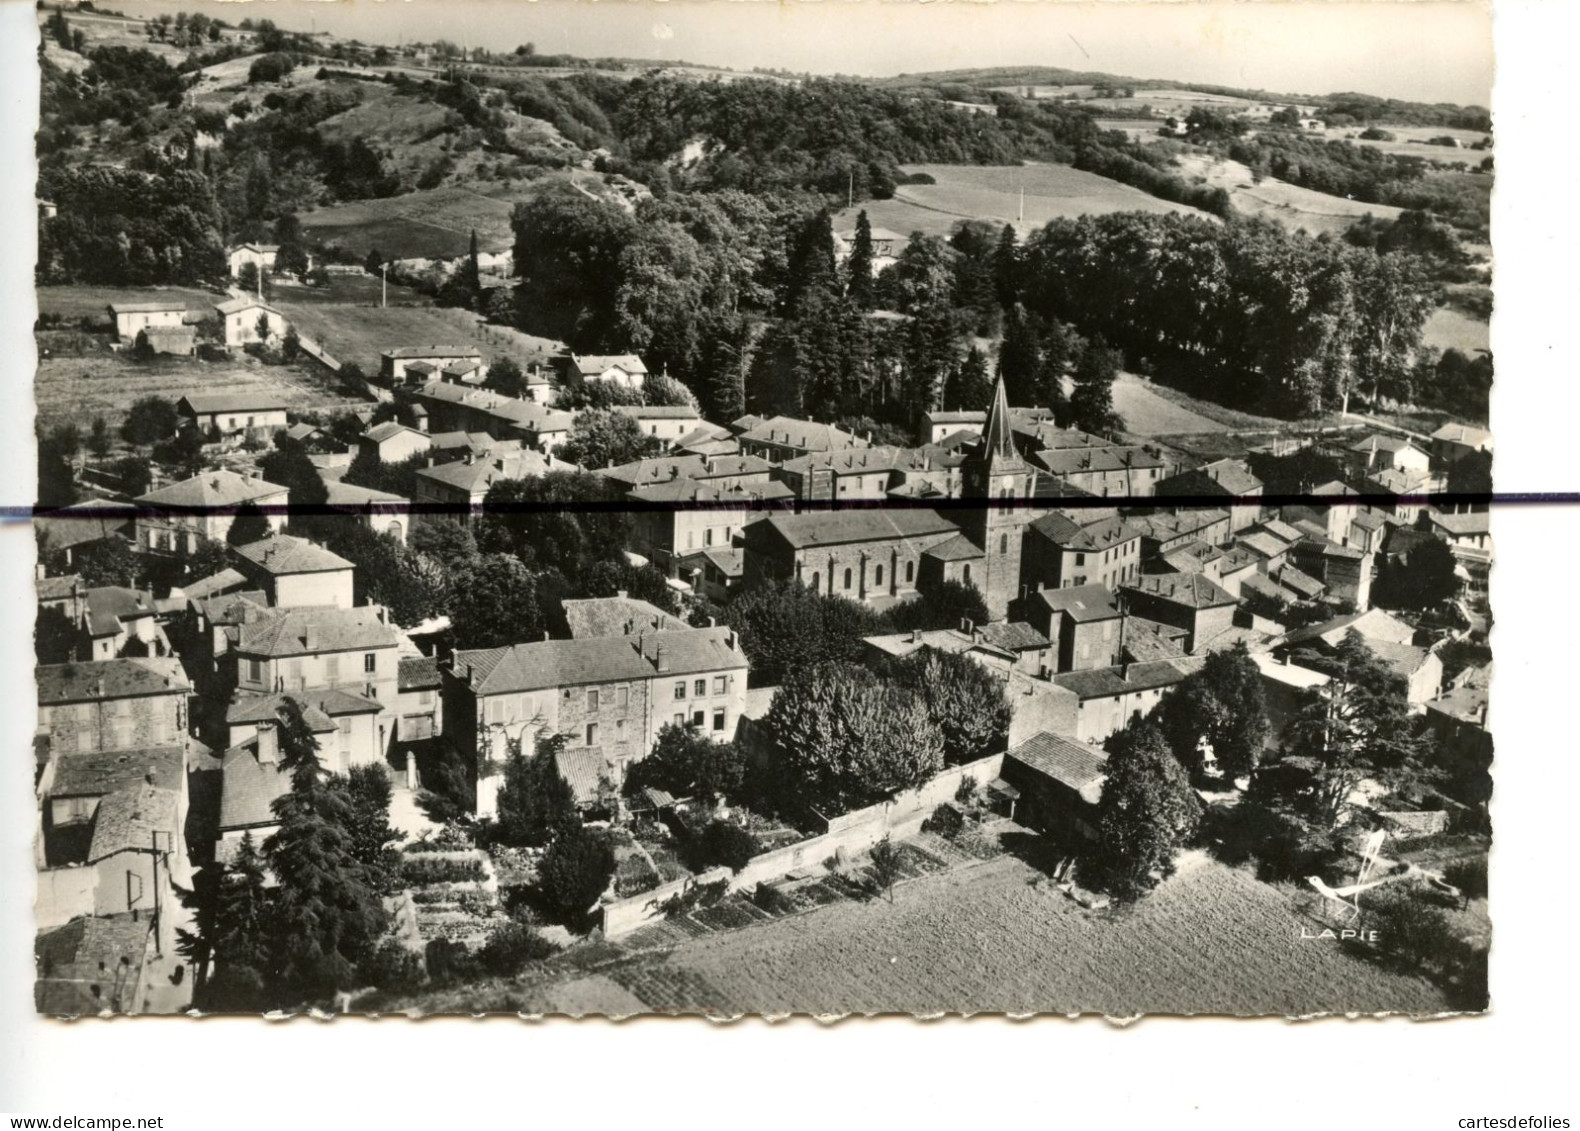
693,679,706,698
712,708,726,732
691,709,704,728
843,568,853,590
585,722,598,745
616,686,629,709
587,689,600,711
875,564,884,586
713,676,727,695
364,653,377,673
673,681,686,700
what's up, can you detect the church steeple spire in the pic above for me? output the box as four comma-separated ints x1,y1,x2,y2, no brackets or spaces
985,375,1015,459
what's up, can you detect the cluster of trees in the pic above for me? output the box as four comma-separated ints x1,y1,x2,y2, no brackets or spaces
37,165,226,285
723,575,987,688
1021,212,1440,419
586,76,1068,199
1225,132,1488,237
761,648,1010,818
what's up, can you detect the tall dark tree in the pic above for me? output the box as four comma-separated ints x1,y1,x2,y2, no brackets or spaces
258,436,329,508
993,222,1021,309
344,763,404,893
1157,643,1272,781
997,303,1041,407
227,503,272,547
942,345,994,412
272,213,309,276
264,699,387,1006
845,209,875,309
1372,536,1461,611
192,834,272,1012
1093,718,1203,900
1069,337,1122,436
764,661,944,814
625,723,747,805
493,731,580,848
1035,320,1077,420
449,553,544,650
536,823,616,926
1283,633,1429,827
785,208,839,314
886,650,1011,767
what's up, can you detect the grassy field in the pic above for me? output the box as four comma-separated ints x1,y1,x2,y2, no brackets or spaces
836,161,1210,241
1422,306,1492,356
1174,153,1402,237
299,179,570,260
272,300,565,375
1112,373,1240,436
268,274,430,308
426,847,1446,1016
37,285,228,326
34,346,353,434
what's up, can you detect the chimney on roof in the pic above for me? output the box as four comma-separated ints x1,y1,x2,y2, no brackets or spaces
304,624,319,651
96,677,105,699
726,630,738,652
910,627,922,644
258,724,278,764
1120,662,1131,681
145,768,157,786
655,644,668,673
960,618,974,636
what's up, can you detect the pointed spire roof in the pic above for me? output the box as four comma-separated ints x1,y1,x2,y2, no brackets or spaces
985,375,1015,457
970,376,1027,476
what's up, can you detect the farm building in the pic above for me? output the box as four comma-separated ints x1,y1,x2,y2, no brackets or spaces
176,391,289,439
107,302,185,344
566,353,649,390
214,296,289,350
227,244,279,278
1000,731,1108,843
137,326,197,357
381,346,485,387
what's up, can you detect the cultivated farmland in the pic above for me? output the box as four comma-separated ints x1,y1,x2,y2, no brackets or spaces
835,161,1211,240
272,300,565,375
431,843,1446,1017
37,285,228,326
34,351,351,435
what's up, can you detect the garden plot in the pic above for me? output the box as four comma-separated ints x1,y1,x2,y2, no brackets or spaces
400,847,502,948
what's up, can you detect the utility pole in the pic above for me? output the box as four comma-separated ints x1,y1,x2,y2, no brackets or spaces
382,263,387,308
1018,184,1025,225
848,168,853,211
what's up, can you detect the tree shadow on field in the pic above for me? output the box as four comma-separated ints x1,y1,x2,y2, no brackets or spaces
999,830,1077,878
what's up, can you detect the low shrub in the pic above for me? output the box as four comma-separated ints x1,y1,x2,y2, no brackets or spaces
691,820,760,871
923,803,966,840
423,937,476,985
751,882,795,915
360,938,424,992
476,920,557,976
659,877,729,919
